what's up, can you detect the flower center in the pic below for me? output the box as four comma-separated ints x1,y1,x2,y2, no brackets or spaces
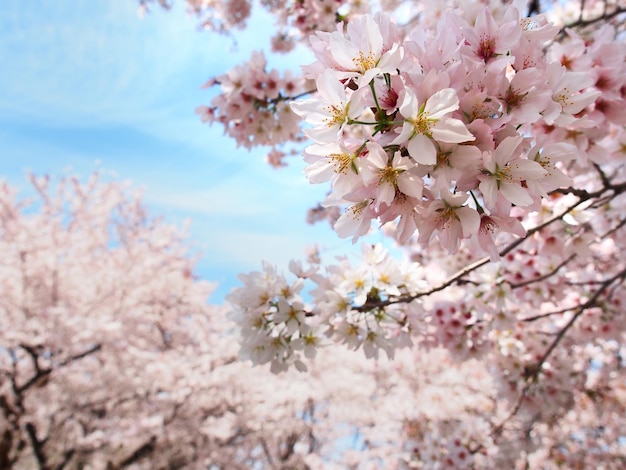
410,113,435,136
377,165,400,185
330,153,354,175
353,51,377,72
323,102,348,127
477,34,496,61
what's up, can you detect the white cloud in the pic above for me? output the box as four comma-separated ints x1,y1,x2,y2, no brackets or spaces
0,0,363,304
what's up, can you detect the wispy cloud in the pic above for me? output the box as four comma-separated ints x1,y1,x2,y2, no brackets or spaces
0,0,351,303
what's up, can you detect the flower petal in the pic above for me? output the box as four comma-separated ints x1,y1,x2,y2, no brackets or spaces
408,134,437,165
424,88,459,119
431,118,475,143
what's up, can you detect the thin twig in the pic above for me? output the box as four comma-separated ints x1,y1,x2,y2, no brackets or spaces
507,254,576,290
491,264,626,438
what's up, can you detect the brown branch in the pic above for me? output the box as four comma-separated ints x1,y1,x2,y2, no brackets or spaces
520,303,578,322
305,398,317,454
527,0,540,16
579,0,587,23
599,217,626,240
564,6,626,30
17,344,102,395
260,437,274,467
491,263,626,438
355,197,587,312
25,422,48,470
118,436,156,468
549,186,592,198
507,254,576,290
55,449,75,470
0,427,16,469
279,432,299,462
355,170,626,314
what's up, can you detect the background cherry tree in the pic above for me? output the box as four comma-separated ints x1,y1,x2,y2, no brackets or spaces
0,174,385,469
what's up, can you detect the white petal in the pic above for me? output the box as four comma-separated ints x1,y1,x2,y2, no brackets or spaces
397,172,423,199
408,134,437,165
399,89,419,119
501,183,534,206
391,122,415,146
376,183,395,208
317,69,347,105
424,88,459,119
479,178,498,209
494,136,523,165
510,159,547,180
431,118,474,143
457,206,480,237
304,159,335,183
329,34,361,71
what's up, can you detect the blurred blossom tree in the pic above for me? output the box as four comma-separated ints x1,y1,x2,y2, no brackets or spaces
3,0,626,468
0,174,439,469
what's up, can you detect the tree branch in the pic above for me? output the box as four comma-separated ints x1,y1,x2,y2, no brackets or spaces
118,436,156,468
16,344,102,395
491,263,626,438
507,254,576,290
564,6,626,30
356,197,587,312
25,422,47,470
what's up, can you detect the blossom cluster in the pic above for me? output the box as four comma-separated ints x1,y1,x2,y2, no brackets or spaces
291,8,610,258
226,0,626,383
195,50,307,166
264,0,372,53
227,243,427,371
138,0,252,33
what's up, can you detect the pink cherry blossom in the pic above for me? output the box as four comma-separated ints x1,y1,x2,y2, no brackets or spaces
290,69,367,144
478,136,547,209
394,88,475,165
418,191,481,252
361,143,423,210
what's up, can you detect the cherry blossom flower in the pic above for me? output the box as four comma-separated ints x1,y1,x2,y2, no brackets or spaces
333,195,377,242
327,13,404,87
477,212,526,261
361,143,423,210
290,69,367,144
457,6,522,66
418,191,481,253
302,141,364,200
478,136,547,209
526,142,575,197
393,88,475,166
543,63,602,125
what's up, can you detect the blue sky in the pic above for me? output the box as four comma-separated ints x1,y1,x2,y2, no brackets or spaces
0,0,385,303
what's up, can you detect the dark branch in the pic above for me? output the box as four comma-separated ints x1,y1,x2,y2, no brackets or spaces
17,344,102,394
507,254,576,290
355,197,587,312
564,6,626,30
118,436,156,468
491,264,626,438
25,422,47,470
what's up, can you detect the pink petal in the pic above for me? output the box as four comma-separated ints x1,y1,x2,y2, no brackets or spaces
456,206,480,237
501,182,534,206
408,134,437,165
479,178,499,209
431,118,475,143
424,88,459,119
